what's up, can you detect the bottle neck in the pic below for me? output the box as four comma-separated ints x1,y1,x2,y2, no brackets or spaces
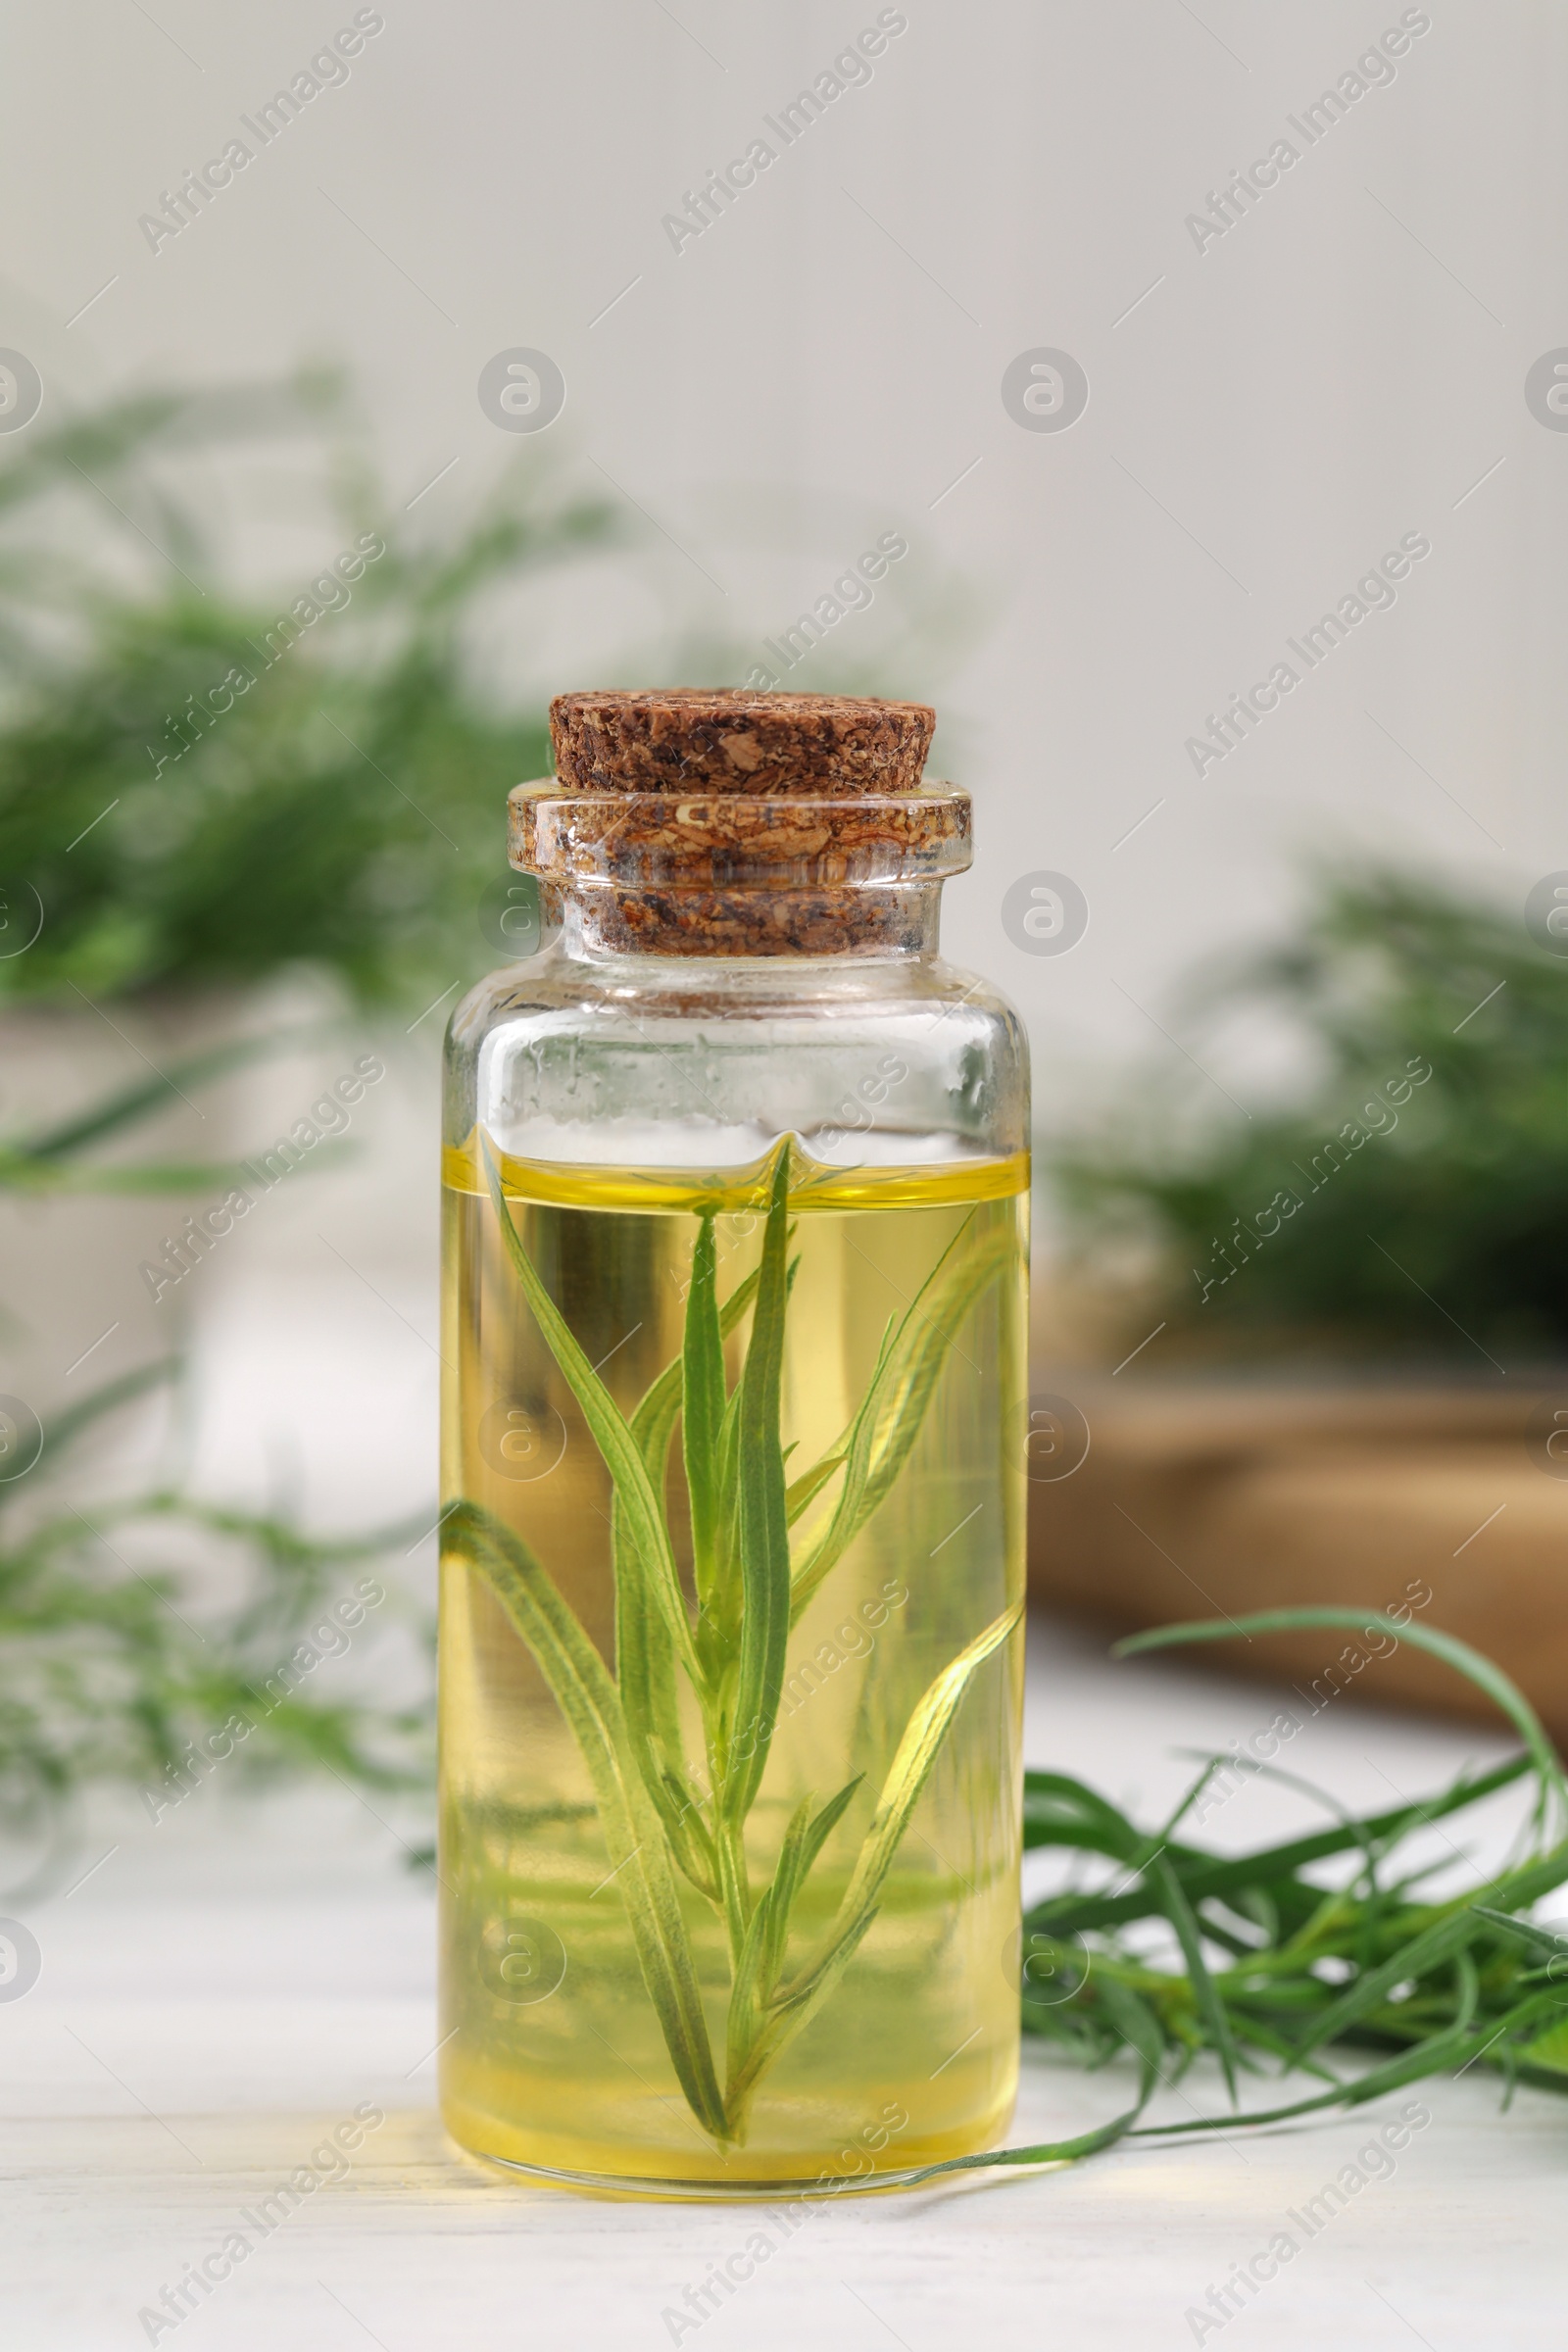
512,774,968,964
555,879,945,960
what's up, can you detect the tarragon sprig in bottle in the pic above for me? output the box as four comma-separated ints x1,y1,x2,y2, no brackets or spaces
445,1134,1019,2146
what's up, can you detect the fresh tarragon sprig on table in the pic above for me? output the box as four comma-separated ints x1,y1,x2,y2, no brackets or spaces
445,1134,1018,2146
892,1612,1568,2193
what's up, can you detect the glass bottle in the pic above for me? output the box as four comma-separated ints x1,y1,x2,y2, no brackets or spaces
439,691,1029,2192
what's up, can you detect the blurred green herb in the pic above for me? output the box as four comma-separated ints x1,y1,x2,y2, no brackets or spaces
0,1030,318,1198
0,1358,429,1893
0,376,620,1008
1051,869,1568,1356
902,1607,1568,2186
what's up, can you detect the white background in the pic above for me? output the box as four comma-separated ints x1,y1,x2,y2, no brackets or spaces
6,0,1558,1107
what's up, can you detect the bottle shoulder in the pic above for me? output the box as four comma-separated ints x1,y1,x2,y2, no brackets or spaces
450,943,1023,1047
444,944,1029,1162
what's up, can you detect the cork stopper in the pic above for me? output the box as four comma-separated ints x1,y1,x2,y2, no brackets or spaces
550,689,934,797
514,689,966,958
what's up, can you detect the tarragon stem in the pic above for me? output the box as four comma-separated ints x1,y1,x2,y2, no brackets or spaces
681,1212,726,1619
480,1137,699,1687
455,1133,1016,2144
443,1498,728,2140
789,1218,1013,1622
724,1142,793,1830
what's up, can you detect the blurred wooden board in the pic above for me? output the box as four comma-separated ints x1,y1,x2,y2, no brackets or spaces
1028,1380,1568,1740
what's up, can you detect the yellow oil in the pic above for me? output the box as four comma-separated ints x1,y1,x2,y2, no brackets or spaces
439,1138,1028,2186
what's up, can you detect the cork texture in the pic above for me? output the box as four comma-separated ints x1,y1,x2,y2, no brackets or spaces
518,689,959,956
573,885,936,958
550,689,935,797
512,786,971,888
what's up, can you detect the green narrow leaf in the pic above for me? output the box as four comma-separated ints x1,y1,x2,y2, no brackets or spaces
899,2100,1154,2185
10,1030,287,1162
35,1357,181,1463
1472,1836,1568,1917
760,1776,864,1994
724,1884,776,2091
681,1213,726,1610
770,1904,882,2023
443,1499,728,2141
1471,1904,1568,1962
1150,1852,1240,2105
613,1566,680,1801
758,1796,816,1995
1094,1972,1170,2080
793,1774,863,1890
612,1347,688,1820
1355,1839,1568,2020
836,1597,1023,1928
783,1451,847,1525
1127,2016,1479,2144
713,1815,755,1966
1023,1769,1149,1847
707,1262,790,1632
654,1766,721,1906
725,1905,883,2130
2,1155,337,1198
1448,1947,1481,2037
901,1976,1164,2187
775,1312,885,1532
710,1379,745,1608
1030,1756,1532,1936
624,1261,762,1448
480,1136,698,1683
1114,1609,1568,1823
790,1221,1013,1621
724,1599,1022,2129
724,1141,794,1826
612,1261,760,1899
1295,1908,1481,2057
1132,1946,1502,2145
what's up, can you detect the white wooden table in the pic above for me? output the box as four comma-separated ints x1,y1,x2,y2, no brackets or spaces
7,1620,1562,2350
